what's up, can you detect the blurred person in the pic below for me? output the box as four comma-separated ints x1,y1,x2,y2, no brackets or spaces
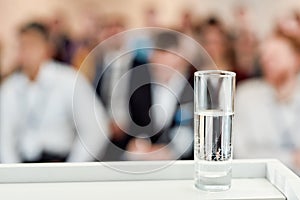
48,11,75,65
93,15,134,160
276,11,300,46
71,11,103,81
124,31,195,160
233,30,260,82
0,22,109,163
195,17,236,72
276,11,300,65
233,6,261,82
180,10,194,36
126,7,160,65
97,15,127,44
234,35,300,173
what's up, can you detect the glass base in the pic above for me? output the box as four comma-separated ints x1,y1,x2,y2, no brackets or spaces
195,182,231,192
194,160,232,192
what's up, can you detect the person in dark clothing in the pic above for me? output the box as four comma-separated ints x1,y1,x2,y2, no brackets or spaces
97,31,195,160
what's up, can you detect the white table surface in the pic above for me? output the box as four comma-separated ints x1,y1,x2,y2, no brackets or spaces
0,159,299,200
0,179,284,200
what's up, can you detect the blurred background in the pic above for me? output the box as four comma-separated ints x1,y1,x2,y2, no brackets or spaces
1,0,300,73
1,0,300,175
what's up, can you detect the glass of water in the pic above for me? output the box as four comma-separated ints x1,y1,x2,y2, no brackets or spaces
194,70,236,191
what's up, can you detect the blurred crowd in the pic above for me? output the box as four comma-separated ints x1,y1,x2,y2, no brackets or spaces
1,4,300,174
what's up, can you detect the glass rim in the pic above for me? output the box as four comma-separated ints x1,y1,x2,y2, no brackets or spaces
194,70,236,78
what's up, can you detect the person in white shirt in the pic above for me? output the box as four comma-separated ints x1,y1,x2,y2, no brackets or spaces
234,35,300,173
0,22,109,163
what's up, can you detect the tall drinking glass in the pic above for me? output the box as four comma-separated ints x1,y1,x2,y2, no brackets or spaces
194,70,236,191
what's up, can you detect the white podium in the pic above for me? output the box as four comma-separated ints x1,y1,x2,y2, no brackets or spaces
0,159,299,200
